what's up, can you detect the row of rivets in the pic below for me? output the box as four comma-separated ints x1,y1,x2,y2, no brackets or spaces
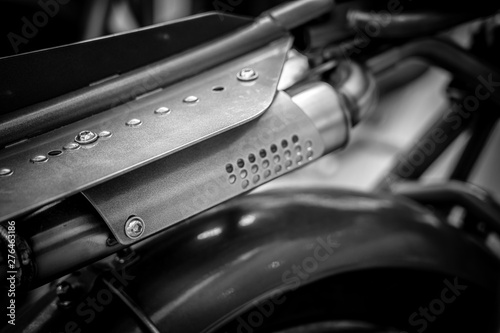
6,83,240,177
25,129,113,167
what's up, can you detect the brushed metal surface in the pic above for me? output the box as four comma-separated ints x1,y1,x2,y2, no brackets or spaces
84,92,333,244
0,37,292,222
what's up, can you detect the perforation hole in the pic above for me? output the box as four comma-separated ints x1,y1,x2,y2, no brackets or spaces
48,150,63,157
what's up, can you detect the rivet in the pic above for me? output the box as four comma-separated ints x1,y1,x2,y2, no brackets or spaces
30,155,48,164
237,68,259,82
63,142,80,151
0,168,13,177
99,130,112,138
126,119,142,127
154,107,171,115
124,217,145,239
183,96,199,104
75,130,98,145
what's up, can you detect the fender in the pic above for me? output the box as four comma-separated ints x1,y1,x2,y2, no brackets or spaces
86,188,499,332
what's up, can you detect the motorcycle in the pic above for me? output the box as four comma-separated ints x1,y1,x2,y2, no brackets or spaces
1,0,500,332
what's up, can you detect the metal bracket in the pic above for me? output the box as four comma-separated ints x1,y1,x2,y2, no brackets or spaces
83,91,327,245
0,37,292,222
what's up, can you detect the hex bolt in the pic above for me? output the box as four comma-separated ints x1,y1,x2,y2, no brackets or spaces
75,130,98,145
237,68,259,82
124,217,145,239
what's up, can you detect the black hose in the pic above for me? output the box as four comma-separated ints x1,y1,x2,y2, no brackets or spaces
347,11,477,39
369,38,500,107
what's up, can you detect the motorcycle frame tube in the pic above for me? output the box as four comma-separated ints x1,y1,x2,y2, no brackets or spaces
10,194,124,289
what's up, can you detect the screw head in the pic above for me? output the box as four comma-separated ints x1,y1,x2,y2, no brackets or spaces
154,107,171,115
125,217,145,239
30,155,48,164
75,130,98,145
56,281,74,307
0,168,13,177
183,96,199,104
126,119,142,127
237,68,259,81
